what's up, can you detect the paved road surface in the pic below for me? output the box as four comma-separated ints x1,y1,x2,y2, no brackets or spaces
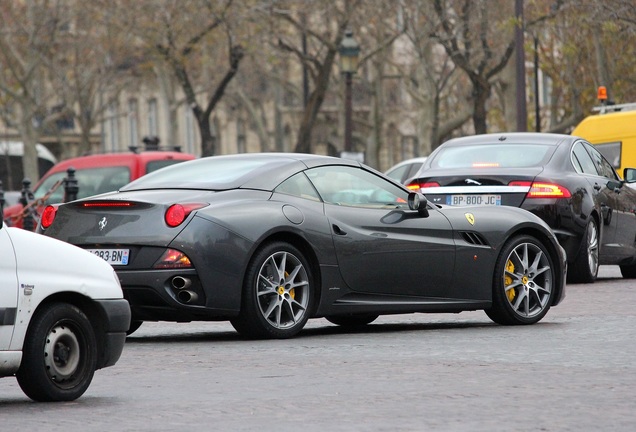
1,266,635,431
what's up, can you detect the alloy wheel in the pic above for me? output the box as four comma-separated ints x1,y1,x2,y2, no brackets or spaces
256,251,310,330
503,242,553,319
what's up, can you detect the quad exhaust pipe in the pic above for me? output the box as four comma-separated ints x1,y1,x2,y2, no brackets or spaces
177,290,198,304
171,276,191,290
171,276,197,304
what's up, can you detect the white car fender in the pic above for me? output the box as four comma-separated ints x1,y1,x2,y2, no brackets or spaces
6,227,123,351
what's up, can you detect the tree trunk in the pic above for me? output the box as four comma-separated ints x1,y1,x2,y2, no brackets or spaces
196,107,216,156
472,79,491,135
17,107,40,183
294,45,338,154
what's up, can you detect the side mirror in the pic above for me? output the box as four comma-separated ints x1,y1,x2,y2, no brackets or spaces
408,192,429,217
607,179,623,193
623,168,636,183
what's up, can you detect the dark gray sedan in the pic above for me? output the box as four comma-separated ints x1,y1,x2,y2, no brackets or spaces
39,153,566,339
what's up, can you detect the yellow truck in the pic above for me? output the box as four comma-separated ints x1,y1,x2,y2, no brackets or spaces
572,94,636,177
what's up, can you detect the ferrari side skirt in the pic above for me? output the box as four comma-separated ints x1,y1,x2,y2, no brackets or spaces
327,293,490,314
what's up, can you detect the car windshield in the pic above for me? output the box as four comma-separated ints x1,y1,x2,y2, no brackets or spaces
35,167,131,204
122,156,291,190
430,143,554,168
146,159,189,173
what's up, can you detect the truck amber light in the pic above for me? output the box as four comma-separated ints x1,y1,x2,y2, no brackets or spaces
164,203,207,227
41,205,57,228
154,249,192,269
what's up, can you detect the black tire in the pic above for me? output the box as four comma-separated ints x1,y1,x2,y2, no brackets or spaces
485,235,555,325
16,302,97,402
619,263,636,278
126,320,143,336
325,314,379,327
568,218,599,283
231,242,314,339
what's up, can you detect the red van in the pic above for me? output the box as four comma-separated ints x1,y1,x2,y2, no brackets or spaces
3,150,196,229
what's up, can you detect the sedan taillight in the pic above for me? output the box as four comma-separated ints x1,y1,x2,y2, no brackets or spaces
407,181,440,190
509,181,571,199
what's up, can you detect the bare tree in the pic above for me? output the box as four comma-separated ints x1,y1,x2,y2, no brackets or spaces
430,0,516,134
267,0,359,154
48,3,139,156
0,1,68,182
400,1,473,152
103,0,245,157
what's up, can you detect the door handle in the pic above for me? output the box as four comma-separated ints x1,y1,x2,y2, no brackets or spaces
332,224,347,236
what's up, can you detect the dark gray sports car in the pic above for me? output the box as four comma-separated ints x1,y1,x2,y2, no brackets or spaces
39,153,566,339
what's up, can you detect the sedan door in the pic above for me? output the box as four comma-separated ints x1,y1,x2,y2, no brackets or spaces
584,143,636,259
572,142,620,254
0,227,18,350
306,165,456,299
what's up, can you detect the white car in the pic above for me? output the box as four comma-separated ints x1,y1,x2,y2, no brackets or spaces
385,157,428,184
0,220,130,401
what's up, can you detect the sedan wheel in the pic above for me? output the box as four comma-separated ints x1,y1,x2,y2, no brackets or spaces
486,235,554,325
569,218,599,283
231,242,313,339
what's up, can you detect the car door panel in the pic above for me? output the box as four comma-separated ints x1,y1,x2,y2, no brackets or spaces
325,204,456,299
0,228,18,350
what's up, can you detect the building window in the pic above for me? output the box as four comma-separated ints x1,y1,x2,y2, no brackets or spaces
148,98,158,136
237,118,246,153
108,102,119,152
128,99,138,148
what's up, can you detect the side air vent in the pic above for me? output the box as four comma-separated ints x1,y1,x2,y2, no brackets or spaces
460,231,489,246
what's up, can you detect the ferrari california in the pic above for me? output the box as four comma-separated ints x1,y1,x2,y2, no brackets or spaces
39,153,566,339
405,133,636,284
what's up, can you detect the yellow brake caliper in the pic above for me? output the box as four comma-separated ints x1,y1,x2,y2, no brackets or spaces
279,271,295,299
505,260,516,302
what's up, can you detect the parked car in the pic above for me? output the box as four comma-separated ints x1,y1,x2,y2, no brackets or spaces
3,148,196,229
385,157,428,184
39,153,566,339
0,218,130,401
405,132,636,283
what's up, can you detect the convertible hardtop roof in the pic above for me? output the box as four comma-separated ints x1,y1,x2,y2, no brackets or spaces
120,152,364,192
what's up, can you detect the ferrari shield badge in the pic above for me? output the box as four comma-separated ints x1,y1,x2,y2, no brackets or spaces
465,212,475,225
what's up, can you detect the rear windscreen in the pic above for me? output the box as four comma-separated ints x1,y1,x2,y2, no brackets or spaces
146,159,190,173
430,144,554,168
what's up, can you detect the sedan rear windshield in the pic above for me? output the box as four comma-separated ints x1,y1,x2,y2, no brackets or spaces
430,143,555,169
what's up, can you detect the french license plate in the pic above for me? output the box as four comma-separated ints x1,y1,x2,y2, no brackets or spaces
446,195,501,206
87,249,130,265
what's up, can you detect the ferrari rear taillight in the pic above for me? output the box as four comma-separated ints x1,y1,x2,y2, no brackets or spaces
154,249,193,269
41,205,58,228
509,181,571,198
164,203,207,227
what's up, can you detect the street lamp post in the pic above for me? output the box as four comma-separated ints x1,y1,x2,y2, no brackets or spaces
339,30,360,154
